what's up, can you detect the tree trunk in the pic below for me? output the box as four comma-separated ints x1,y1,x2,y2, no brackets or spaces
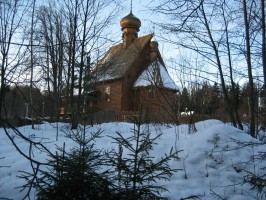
243,0,256,137
29,0,36,129
70,1,79,129
201,3,237,127
260,0,266,128
222,4,243,130
262,0,266,87
76,0,90,125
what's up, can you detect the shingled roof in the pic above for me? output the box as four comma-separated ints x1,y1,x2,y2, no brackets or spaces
93,34,153,82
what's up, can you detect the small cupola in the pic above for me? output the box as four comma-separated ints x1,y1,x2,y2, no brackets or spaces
120,12,141,47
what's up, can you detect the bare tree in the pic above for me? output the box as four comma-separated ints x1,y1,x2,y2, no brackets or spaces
242,0,256,137
147,0,266,136
36,3,66,121
222,0,243,130
60,0,119,128
32,0,119,128
149,0,242,126
262,0,266,88
0,0,29,120
29,0,36,129
260,0,266,126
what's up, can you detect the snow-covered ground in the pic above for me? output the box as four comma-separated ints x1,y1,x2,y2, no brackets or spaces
0,119,265,199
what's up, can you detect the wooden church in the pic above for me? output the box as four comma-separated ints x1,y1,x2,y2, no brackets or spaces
87,12,178,123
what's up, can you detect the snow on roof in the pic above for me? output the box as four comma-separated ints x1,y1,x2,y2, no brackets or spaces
134,59,178,91
93,34,153,82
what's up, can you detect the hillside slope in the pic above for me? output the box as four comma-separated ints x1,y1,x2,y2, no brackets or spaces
0,120,265,199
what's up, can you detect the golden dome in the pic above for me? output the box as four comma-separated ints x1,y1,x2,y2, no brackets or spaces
120,12,141,31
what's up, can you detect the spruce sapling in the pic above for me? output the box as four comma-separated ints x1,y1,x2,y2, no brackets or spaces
107,114,181,200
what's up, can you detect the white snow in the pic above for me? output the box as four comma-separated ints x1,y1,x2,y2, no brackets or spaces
134,60,178,91
96,62,128,82
0,120,265,199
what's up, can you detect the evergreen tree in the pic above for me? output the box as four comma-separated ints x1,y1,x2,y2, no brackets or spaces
107,115,180,200
210,82,221,117
20,127,115,200
180,87,190,112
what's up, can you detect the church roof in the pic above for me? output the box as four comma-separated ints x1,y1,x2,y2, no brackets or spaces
93,34,153,82
134,59,178,91
93,33,178,92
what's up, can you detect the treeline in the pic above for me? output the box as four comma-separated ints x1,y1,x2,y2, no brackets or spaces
2,85,61,120
177,82,264,124
2,80,264,124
